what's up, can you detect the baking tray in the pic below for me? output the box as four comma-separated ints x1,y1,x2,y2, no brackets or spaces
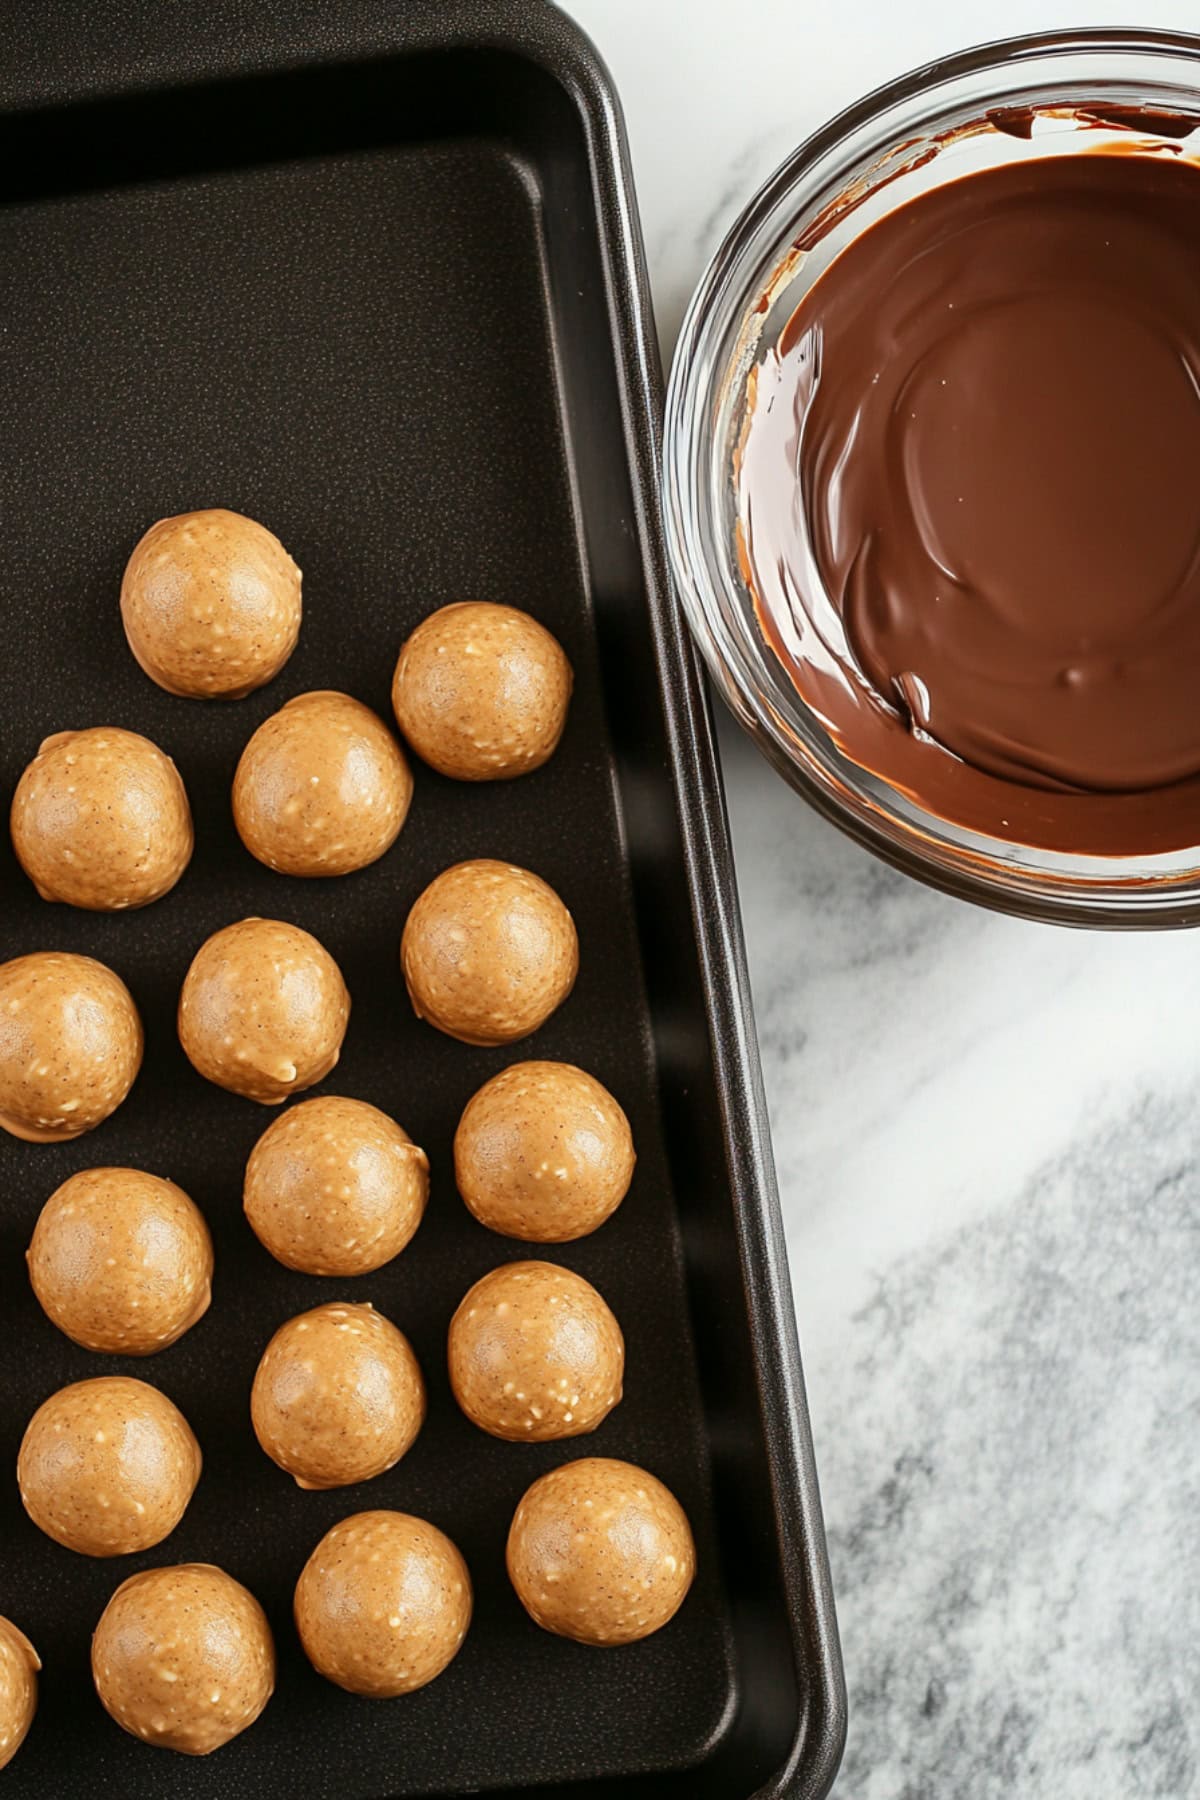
0,3,846,1796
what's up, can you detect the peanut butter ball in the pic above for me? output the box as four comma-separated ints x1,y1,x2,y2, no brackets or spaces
507,1458,695,1646
12,726,193,910
18,1376,201,1557
120,508,301,699
392,601,572,781
251,1302,424,1490
28,1167,213,1355
233,690,413,877
244,1095,428,1276
455,1061,634,1241
401,860,577,1046
449,1261,623,1442
92,1563,275,1755
0,952,143,1142
295,1511,471,1696
178,917,349,1104
0,1618,38,1772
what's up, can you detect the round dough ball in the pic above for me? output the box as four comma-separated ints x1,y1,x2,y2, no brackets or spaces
18,1376,201,1557
92,1563,274,1755
178,917,349,1104
401,860,577,1047
0,1618,38,1772
244,1095,428,1276
0,952,143,1142
448,1260,623,1441
11,726,193,911
295,1511,471,1696
120,508,301,700
455,1061,634,1241
233,690,413,877
28,1167,213,1355
507,1458,695,1646
251,1302,424,1490
392,601,572,781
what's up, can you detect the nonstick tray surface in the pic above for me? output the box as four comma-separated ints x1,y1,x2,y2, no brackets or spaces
0,4,845,1796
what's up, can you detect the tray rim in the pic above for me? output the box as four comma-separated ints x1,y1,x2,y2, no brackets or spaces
537,10,848,1796
0,2,848,1793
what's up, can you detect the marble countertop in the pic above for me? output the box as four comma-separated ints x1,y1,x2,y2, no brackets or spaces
563,3,1200,1795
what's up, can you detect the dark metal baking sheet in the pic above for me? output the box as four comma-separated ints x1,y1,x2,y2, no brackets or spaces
0,3,845,1795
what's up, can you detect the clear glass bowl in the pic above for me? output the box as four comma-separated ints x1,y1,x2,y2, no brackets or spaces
663,29,1200,927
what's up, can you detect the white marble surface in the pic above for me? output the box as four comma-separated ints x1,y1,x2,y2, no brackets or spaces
564,4,1200,1795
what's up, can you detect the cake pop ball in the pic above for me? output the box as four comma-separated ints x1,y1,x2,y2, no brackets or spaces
178,917,350,1104
12,725,193,910
233,690,413,877
448,1260,624,1441
401,860,577,1046
28,1167,213,1355
507,1458,695,1646
392,600,572,781
250,1302,425,1490
295,1511,471,1696
18,1376,201,1557
120,508,301,699
244,1095,428,1276
455,1061,634,1241
92,1563,275,1755
0,952,143,1142
0,1618,38,1772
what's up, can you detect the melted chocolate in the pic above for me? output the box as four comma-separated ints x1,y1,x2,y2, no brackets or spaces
739,150,1200,855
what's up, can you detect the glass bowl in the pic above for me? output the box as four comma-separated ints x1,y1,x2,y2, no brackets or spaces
663,28,1200,927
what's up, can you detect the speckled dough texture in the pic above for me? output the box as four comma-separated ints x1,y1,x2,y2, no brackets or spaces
0,1617,38,1772
233,690,413,877
92,1562,275,1755
251,1301,425,1490
449,1260,624,1441
120,509,301,699
244,1095,428,1276
391,600,573,781
455,1060,635,1241
295,1510,472,1696
28,1167,213,1354
401,859,578,1046
18,1375,201,1557
11,725,193,910
507,1457,695,1646
0,951,143,1142
178,917,350,1104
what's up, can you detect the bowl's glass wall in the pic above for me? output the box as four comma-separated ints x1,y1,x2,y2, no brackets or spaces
665,32,1200,925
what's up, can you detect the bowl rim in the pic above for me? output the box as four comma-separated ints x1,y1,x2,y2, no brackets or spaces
663,25,1200,929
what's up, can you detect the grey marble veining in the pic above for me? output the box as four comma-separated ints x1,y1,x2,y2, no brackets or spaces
561,3,1200,1793
828,1093,1200,1800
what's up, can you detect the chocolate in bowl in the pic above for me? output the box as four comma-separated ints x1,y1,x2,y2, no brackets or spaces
664,30,1200,925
